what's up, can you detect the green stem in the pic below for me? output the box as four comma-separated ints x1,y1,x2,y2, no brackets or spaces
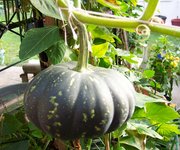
73,10,180,37
74,0,89,72
86,139,92,150
57,0,180,38
74,0,81,8
140,0,159,21
75,23,90,72
148,23,180,37
73,10,139,28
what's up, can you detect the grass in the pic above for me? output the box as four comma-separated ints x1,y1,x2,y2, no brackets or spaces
1,29,21,65
149,32,180,46
0,12,21,65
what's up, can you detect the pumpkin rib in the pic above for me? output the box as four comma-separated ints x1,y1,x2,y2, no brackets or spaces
70,73,114,139
24,69,51,129
95,69,131,132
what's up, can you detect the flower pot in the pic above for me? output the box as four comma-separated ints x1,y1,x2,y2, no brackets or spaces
171,19,180,26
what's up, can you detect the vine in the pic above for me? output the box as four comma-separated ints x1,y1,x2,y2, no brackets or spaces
55,0,180,37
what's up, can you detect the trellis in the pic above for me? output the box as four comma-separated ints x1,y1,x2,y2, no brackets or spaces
0,0,43,72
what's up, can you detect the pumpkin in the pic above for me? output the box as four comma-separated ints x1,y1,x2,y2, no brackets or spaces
24,61,135,140
24,23,136,141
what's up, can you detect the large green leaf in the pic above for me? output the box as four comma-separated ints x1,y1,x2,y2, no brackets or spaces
19,26,61,60
145,102,180,123
1,140,29,150
45,40,67,64
30,0,61,20
135,92,167,108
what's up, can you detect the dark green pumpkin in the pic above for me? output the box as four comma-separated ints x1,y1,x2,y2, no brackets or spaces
24,61,135,140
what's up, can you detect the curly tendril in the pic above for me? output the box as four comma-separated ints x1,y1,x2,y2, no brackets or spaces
135,24,151,41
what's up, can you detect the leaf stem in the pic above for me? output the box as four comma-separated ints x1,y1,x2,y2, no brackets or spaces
140,0,159,21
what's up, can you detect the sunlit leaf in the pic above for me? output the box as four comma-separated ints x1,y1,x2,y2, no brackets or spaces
157,123,180,140
132,107,146,119
142,70,155,78
121,54,139,64
19,26,61,60
130,0,137,6
145,102,180,123
92,42,109,58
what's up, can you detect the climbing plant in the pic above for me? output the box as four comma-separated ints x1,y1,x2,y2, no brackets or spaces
1,0,180,150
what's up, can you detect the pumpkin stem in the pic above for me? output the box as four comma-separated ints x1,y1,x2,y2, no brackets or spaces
73,0,90,72
75,22,90,72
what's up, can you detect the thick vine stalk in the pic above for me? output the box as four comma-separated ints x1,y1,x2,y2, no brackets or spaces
140,0,159,21
56,0,180,38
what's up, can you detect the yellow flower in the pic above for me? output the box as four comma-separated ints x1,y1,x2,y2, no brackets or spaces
174,57,180,62
170,61,178,68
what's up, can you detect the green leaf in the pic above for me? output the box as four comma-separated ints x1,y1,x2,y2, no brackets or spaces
117,49,139,64
92,42,109,58
135,92,166,108
88,26,115,43
121,54,139,64
45,40,66,64
30,0,62,20
31,130,43,138
1,140,29,150
2,114,23,135
145,102,180,123
127,122,163,139
112,123,127,139
113,143,126,150
157,123,180,140
120,136,141,150
99,57,113,68
130,0,137,6
142,70,155,78
61,48,78,62
19,26,61,60
132,107,146,119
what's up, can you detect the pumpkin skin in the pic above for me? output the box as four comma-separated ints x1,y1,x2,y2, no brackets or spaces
24,61,135,140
